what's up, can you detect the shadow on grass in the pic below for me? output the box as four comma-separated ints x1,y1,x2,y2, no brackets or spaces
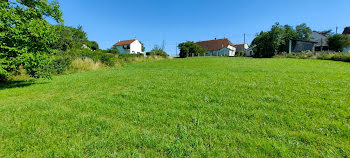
0,80,46,90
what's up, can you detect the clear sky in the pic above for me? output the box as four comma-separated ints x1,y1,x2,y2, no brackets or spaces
58,0,349,56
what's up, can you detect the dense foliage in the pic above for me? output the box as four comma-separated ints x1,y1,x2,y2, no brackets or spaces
327,34,350,52
0,0,107,81
178,41,206,58
0,0,63,80
148,45,168,57
251,23,312,58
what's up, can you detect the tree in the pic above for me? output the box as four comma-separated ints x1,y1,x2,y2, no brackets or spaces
140,41,146,52
88,41,99,51
251,23,312,58
150,45,167,57
178,41,206,58
0,0,63,81
251,23,284,58
317,30,333,36
296,23,312,40
328,34,350,52
107,46,120,54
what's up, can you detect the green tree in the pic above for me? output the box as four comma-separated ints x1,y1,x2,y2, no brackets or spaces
317,30,333,36
328,34,350,52
296,23,312,40
251,23,284,58
0,0,63,81
140,41,146,52
150,45,167,57
251,23,312,58
107,46,120,54
178,41,206,58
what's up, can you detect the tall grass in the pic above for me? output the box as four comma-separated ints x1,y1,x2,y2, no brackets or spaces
71,58,104,72
276,51,350,62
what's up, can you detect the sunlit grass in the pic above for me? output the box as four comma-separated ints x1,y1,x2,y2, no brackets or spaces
0,57,349,157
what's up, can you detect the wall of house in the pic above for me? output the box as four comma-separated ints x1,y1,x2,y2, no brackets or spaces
293,41,315,52
234,44,249,52
130,40,143,54
116,45,131,54
203,47,236,57
245,49,254,56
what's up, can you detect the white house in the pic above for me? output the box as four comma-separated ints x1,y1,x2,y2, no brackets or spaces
196,38,236,56
113,39,143,54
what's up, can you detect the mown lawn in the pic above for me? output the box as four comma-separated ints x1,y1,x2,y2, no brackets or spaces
0,57,349,157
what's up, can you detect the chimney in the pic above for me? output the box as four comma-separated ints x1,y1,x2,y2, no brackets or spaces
214,38,217,40
118,40,121,42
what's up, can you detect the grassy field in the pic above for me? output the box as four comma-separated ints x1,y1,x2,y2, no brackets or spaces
0,57,349,157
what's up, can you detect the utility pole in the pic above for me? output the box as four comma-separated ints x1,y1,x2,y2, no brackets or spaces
336,27,338,34
244,33,246,44
175,42,178,57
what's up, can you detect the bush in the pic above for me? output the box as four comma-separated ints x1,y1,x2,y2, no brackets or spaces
331,53,350,62
100,53,116,66
277,52,350,63
51,56,72,74
236,50,245,57
328,34,350,52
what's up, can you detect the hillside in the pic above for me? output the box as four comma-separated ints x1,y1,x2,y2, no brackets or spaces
0,57,349,157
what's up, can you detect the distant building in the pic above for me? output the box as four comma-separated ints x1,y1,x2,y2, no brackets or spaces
342,27,350,35
289,40,317,53
310,31,329,51
232,43,253,56
342,27,350,52
113,39,143,54
232,43,249,52
196,38,236,56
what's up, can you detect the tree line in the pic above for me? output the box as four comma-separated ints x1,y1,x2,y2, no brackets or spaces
0,0,168,81
251,23,350,58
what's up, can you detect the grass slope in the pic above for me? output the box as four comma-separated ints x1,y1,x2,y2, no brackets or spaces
0,57,349,157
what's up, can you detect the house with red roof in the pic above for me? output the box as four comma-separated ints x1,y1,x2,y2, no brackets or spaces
196,38,237,57
113,39,143,54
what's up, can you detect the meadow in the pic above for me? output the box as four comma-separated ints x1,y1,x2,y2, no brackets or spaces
0,57,349,157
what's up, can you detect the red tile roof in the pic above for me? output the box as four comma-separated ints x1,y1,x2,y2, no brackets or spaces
196,38,234,51
113,40,136,46
343,27,350,35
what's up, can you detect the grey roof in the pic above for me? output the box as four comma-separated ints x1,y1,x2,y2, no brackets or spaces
310,32,328,47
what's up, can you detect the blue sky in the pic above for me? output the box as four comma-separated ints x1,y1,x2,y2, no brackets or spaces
58,0,349,56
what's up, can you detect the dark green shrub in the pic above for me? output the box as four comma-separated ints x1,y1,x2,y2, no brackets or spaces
51,56,72,74
100,53,116,66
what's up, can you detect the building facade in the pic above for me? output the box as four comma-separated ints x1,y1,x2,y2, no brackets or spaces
113,39,143,54
196,38,236,57
310,31,329,51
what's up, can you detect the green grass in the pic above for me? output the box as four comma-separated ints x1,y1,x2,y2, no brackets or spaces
0,57,349,157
